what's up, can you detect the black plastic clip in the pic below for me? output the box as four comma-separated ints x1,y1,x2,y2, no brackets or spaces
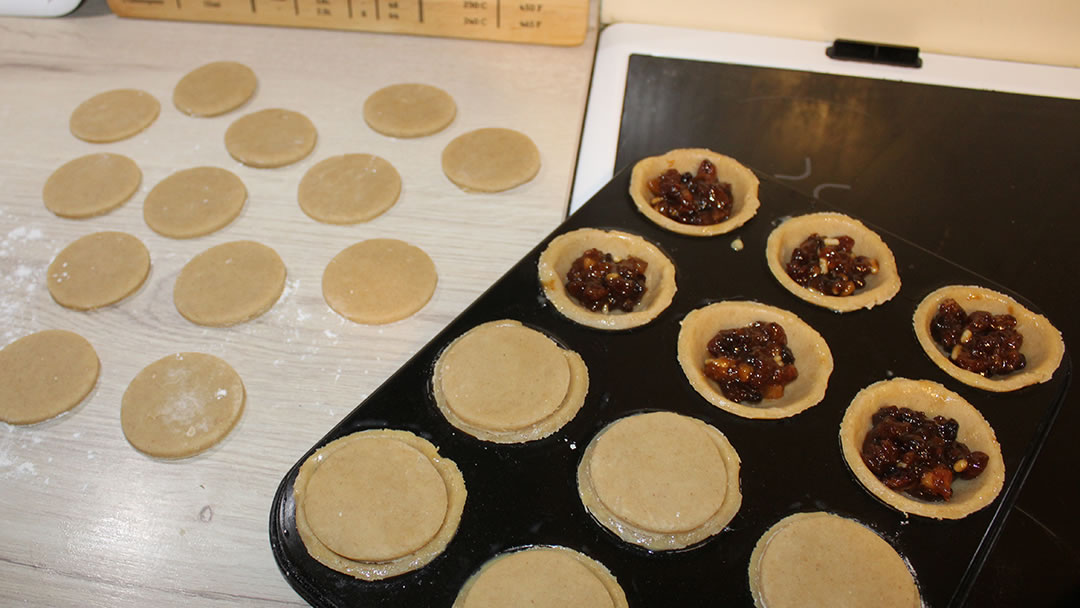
826,39,922,68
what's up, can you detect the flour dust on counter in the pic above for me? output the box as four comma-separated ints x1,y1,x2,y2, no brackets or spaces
173,61,257,118
69,88,160,143
363,83,456,138
42,153,142,219
298,154,401,224
224,108,317,168
143,166,247,238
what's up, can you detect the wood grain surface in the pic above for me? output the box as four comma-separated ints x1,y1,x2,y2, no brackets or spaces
0,7,596,606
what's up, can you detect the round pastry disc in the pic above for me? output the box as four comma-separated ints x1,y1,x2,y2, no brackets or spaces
70,89,160,143
42,153,141,219
303,437,449,562
298,154,401,224
588,411,728,534
293,429,468,580
438,321,571,431
0,330,99,425
225,108,317,168
121,352,245,459
143,166,247,238
454,546,627,608
173,240,286,326
173,61,257,117
48,231,150,310
322,238,437,324
364,83,456,138
442,128,540,192
749,512,920,608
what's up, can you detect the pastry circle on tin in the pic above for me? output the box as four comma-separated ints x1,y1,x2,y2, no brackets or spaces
628,148,760,236
293,429,466,580
839,377,1005,519
766,212,901,312
913,285,1064,392
748,511,921,608
453,545,628,608
577,411,742,551
677,301,833,419
433,320,589,443
537,228,676,330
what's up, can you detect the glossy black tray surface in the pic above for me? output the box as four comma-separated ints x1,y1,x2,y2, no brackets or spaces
271,167,1070,607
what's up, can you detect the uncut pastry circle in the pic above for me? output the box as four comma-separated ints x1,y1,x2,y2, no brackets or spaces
913,284,1064,392
322,238,437,324
70,89,160,143
839,377,1004,519
298,154,401,224
225,108,317,168
48,231,150,310
364,83,456,138
628,148,760,236
577,411,742,550
144,166,247,238
173,61,257,117
433,320,589,443
537,228,677,330
454,546,628,608
173,240,286,326
748,512,921,608
678,301,833,419
43,153,141,218
442,128,540,192
766,212,900,312
293,429,466,580
0,330,99,425
121,353,245,459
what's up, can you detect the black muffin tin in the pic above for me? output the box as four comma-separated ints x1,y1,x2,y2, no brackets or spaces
270,167,1071,607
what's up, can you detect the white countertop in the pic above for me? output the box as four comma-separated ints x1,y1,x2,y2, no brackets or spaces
0,7,597,606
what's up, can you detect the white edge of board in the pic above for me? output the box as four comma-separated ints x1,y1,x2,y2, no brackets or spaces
570,23,1080,213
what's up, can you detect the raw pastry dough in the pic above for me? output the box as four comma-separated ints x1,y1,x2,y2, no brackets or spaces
298,154,401,224
678,301,833,419
173,240,286,326
173,61,257,117
121,353,245,459
766,212,901,312
577,411,742,550
48,231,150,310
293,429,466,580
537,228,677,331
322,239,437,324
143,166,247,238
225,108,317,168
913,285,1064,392
0,330,99,425
432,320,589,443
42,153,141,218
363,83,456,138
454,546,628,608
442,128,540,192
69,89,160,143
628,148,760,236
748,512,921,608
839,377,1005,519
